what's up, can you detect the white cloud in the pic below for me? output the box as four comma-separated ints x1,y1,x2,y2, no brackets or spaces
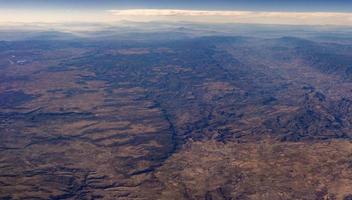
108,9,254,16
1,9,351,26
108,9,352,26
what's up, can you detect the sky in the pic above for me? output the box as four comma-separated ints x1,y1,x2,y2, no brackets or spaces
1,0,352,26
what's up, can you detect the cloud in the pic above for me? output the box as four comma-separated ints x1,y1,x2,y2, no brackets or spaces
108,9,254,17
1,9,351,26
108,9,352,26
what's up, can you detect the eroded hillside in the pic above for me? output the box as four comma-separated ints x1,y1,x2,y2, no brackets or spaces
1,35,352,199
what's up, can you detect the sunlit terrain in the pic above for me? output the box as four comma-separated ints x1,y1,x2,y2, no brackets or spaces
1,0,352,199
0,22,352,199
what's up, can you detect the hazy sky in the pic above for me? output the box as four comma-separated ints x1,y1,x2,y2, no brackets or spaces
1,0,352,26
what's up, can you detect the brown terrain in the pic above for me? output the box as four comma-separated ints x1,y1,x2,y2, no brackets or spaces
0,35,352,199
